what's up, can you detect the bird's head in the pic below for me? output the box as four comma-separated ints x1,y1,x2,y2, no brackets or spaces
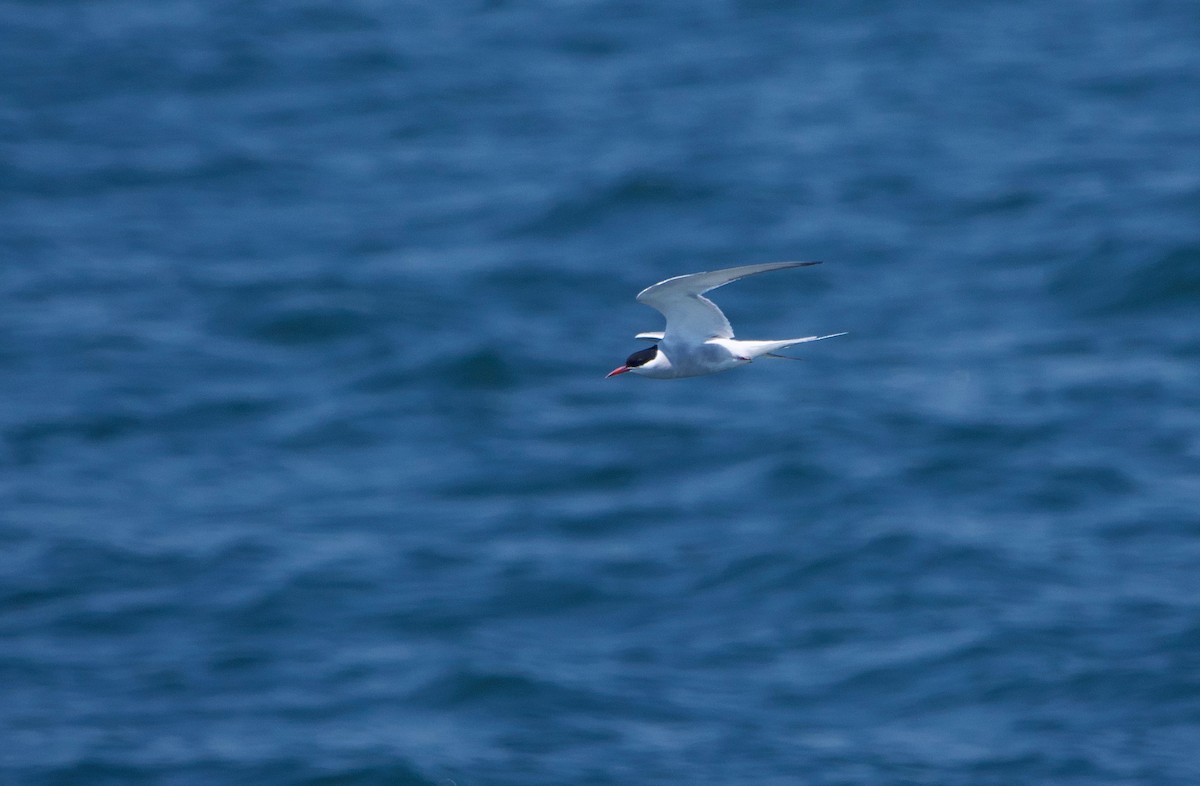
606,344,668,378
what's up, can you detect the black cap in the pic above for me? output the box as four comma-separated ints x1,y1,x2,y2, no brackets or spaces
624,345,658,368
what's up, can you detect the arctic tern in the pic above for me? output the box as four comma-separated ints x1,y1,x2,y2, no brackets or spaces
606,261,845,379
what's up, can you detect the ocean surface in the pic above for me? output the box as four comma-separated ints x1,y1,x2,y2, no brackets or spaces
2,1,1199,784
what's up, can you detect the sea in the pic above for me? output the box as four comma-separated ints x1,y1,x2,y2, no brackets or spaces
2,1,1199,784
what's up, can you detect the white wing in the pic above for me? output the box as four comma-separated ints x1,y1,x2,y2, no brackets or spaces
634,331,664,341
635,261,821,342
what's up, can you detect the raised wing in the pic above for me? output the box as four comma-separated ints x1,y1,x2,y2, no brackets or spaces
635,261,820,342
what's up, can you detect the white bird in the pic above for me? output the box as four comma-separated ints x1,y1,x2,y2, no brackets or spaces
606,261,845,379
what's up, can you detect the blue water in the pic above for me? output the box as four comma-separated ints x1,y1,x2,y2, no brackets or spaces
3,1,1200,784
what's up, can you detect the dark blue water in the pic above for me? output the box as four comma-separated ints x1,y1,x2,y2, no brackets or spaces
3,1,1200,784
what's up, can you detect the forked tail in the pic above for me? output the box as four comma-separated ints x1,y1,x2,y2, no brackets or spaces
743,332,848,359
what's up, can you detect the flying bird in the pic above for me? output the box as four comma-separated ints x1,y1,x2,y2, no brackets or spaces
606,261,845,379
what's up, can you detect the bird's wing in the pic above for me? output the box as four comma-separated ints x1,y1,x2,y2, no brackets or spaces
635,261,820,342
634,331,665,341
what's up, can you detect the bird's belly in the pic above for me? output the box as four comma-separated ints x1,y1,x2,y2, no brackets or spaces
656,341,747,378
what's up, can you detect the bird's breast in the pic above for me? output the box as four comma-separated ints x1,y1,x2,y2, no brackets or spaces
655,341,747,378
